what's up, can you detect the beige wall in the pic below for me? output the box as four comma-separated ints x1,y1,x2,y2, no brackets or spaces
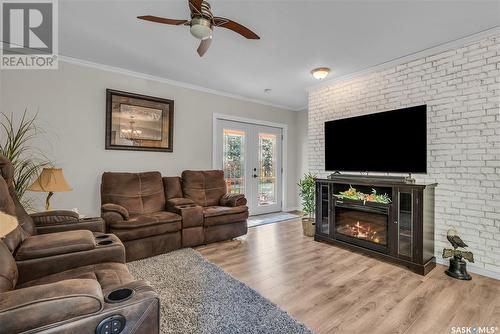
1,61,303,215
295,110,309,210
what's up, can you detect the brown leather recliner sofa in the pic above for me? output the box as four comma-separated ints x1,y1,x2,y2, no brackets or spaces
0,162,160,332
101,171,183,261
100,170,248,261
0,238,159,334
0,156,126,283
180,170,248,244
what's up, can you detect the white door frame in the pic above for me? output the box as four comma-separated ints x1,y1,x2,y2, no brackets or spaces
212,113,288,213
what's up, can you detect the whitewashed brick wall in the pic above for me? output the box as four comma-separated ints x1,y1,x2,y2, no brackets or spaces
308,34,500,276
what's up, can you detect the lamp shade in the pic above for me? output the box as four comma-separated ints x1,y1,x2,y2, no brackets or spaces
28,168,73,192
0,211,18,238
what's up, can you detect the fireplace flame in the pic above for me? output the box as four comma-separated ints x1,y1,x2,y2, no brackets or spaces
347,221,380,243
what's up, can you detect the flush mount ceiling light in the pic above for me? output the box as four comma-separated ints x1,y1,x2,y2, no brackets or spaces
311,67,331,80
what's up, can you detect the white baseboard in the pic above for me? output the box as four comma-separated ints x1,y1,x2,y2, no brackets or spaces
435,258,500,281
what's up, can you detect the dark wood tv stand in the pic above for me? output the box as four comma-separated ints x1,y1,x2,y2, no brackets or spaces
315,175,437,275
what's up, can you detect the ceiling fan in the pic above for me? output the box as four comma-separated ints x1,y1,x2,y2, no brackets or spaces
138,0,260,57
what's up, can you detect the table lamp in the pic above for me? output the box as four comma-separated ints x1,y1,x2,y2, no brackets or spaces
0,211,18,238
28,167,73,211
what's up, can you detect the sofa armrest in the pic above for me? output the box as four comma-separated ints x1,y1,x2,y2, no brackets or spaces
31,211,105,234
0,279,103,333
31,210,79,225
101,203,129,220
15,230,96,261
220,193,247,207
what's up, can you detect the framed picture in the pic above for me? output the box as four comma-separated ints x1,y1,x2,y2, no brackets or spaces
105,89,174,152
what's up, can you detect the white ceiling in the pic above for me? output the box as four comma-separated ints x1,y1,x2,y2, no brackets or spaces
59,0,500,110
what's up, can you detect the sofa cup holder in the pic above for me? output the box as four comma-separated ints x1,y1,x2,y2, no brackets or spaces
95,234,110,240
97,240,114,246
105,288,134,304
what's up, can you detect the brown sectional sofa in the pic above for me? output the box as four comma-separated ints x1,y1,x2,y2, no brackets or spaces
0,155,160,333
101,171,183,261
101,170,248,261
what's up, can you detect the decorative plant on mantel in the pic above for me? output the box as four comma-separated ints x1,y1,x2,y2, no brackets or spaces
298,173,316,237
0,111,50,209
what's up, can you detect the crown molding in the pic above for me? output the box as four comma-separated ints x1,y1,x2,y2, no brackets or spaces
58,55,298,111
307,26,500,92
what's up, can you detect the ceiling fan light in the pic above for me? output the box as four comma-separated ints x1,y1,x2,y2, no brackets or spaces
311,67,330,80
190,18,213,40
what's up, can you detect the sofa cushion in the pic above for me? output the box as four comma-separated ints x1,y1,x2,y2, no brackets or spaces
203,206,249,226
109,211,181,230
111,223,180,242
163,176,183,199
14,230,95,261
0,240,17,292
0,177,16,216
108,211,181,241
181,170,227,207
101,171,165,215
0,155,37,237
0,177,28,253
203,205,248,218
0,279,104,334
19,262,134,292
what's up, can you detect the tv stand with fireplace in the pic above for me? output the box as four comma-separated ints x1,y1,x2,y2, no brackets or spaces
315,175,437,275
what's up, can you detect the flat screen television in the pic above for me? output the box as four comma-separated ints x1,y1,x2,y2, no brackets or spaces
324,105,427,173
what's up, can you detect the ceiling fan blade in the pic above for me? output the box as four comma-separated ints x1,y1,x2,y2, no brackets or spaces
188,0,203,15
137,15,188,26
213,17,260,39
197,37,212,57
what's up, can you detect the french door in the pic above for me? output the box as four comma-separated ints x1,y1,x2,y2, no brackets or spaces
214,119,283,215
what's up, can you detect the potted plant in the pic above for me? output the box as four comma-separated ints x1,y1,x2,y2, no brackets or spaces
298,173,316,237
0,111,50,210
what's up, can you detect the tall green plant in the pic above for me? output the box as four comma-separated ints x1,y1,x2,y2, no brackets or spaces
298,173,316,218
0,111,49,208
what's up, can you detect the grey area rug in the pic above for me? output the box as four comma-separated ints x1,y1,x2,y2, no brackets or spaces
128,248,314,334
247,212,301,228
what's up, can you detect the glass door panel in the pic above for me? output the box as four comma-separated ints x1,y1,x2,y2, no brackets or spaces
317,184,330,235
251,125,282,215
223,129,245,195
398,191,413,258
215,119,282,215
257,133,277,206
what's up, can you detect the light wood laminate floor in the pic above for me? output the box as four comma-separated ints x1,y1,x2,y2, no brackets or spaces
197,219,500,334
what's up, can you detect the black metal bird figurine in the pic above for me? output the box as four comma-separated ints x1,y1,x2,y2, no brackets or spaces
443,227,473,280
446,227,468,249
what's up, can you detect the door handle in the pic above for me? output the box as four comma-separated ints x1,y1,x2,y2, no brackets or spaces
253,174,258,178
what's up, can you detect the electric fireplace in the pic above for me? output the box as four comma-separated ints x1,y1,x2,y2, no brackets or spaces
314,176,437,275
334,202,389,253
